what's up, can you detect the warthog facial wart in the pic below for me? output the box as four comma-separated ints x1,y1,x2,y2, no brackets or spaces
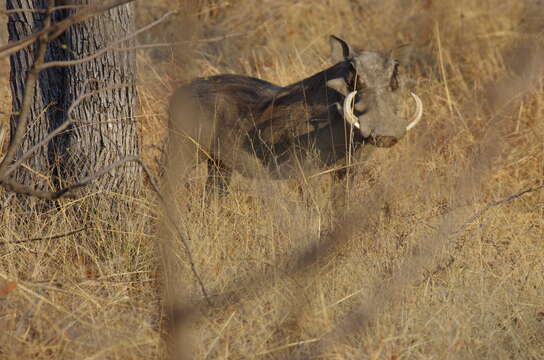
166,35,423,193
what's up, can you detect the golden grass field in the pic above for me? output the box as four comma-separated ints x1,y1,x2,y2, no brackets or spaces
1,0,543,358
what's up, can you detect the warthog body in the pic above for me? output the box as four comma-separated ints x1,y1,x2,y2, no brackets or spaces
167,36,422,192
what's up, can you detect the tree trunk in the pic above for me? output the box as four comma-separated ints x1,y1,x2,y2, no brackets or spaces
7,0,68,190
7,0,140,199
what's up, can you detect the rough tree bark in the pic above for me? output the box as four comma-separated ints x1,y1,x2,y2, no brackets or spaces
7,0,140,199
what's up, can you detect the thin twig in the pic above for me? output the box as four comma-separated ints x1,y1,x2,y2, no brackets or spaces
0,1,52,174
39,10,176,70
3,83,130,178
122,31,248,51
0,0,135,59
1,156,132,200
422,182,544,281
1,5,87,15
52,156,140,198
455,183,544,234
0,227,87,246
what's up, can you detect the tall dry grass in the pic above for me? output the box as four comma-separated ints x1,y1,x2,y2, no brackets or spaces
1,0,543,359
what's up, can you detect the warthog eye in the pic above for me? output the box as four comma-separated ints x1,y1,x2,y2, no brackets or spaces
355,76,368,92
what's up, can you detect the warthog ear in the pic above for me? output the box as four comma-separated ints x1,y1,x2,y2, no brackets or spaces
326,77,349,96
330,35,353,62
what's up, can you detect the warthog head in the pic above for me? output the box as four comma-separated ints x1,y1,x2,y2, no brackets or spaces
326,36,422,147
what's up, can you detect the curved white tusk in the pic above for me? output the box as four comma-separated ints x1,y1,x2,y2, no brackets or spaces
343,90,360,129
406,92,423,131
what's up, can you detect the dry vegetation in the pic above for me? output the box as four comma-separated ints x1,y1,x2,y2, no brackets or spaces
1,0,544,359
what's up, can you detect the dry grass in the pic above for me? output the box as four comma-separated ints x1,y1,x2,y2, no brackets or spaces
1,0,544,359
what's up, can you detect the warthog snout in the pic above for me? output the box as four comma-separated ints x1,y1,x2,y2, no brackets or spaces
343,91,423,147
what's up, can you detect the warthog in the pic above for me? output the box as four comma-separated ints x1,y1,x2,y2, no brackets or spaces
166,35,422,192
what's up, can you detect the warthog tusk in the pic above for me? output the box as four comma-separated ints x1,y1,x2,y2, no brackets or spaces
406,92,423,131
343,90,360,129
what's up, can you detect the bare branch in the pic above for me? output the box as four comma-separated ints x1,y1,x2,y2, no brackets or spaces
419,182,544,280
39,10,176,70
119,32,248,52
53,156,139,198
1,4,87,15
0,1,53,175
0,0,135,59
455,183,544,234
0,227,87,246
3,83,130,179
1,155,137,201
0,177,73,200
